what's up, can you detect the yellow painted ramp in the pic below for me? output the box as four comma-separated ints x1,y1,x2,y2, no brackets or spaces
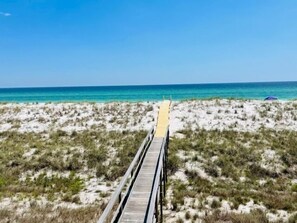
155,100,171,137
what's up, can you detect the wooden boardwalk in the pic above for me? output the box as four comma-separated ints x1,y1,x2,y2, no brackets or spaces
119,137,164,222
119,100,171,222
97,100,171,223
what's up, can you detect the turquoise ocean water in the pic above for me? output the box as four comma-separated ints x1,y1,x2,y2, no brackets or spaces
0,82,296,102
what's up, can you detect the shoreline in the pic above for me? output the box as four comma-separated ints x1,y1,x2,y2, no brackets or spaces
0,97,296,104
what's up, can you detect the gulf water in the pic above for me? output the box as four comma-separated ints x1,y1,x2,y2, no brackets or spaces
0,81,296,102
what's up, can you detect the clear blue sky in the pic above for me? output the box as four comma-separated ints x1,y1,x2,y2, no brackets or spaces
0,0,296,87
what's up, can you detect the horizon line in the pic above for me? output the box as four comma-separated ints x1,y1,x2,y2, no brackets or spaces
0,80,296,90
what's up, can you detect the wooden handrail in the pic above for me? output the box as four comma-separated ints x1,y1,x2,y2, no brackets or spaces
146,127,169,223
97,127,155,223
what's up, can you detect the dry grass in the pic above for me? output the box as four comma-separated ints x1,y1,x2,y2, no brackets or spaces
0,205,104,223
203,209,270,223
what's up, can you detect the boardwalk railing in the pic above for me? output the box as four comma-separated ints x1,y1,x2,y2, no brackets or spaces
145,128,169,223
97,127,155,223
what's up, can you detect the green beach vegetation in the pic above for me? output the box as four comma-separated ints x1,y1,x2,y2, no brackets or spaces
165,128,297,222
0,129,146,222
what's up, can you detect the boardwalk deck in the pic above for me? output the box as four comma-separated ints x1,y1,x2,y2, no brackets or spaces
119,101,171,223
119,138,163,222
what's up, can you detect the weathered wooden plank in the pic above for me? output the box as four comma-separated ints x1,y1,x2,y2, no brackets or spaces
118,138,163,222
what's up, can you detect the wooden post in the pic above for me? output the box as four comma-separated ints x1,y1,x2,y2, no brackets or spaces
155,196,159,223
118,192,123,215
163,156,166,193
163,139,167,184
160,171,163,223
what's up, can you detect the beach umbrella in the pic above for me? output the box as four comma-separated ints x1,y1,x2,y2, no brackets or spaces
264,96,278,101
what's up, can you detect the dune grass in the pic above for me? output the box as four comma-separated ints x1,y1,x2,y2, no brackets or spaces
166,128,297,221
0,129,147,222
0,204,103,223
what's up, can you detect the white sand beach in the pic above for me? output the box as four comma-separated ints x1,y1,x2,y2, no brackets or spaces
0,99,296,222
0,99,296,135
